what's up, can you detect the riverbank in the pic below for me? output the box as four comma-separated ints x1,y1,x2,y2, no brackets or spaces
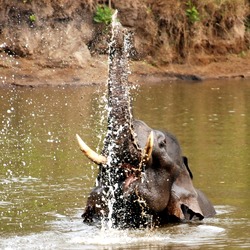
0,0,249,87
0,52,250,87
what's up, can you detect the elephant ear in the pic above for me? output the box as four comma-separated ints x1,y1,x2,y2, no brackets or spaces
167,162,204,221
182,156,193,179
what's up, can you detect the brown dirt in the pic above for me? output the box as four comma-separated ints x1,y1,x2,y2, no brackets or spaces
0,0,249,87
0,55,109,87
130,52,250,83
1,52,250,87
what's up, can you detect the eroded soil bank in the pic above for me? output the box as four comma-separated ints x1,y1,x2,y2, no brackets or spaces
0,0,250,86
1,54,250,87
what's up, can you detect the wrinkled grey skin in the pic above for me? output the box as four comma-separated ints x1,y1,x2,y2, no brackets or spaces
125,120,215,223
82,119,216,227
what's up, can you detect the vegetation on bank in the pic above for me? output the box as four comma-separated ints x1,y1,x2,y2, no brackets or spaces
93,4,113,25
88,0,250,64
0,0,249,67
149,0,249,63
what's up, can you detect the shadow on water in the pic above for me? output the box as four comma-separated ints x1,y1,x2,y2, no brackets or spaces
0,79,250,249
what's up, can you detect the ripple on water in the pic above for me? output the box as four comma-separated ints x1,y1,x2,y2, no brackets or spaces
0,201,13,207
0,209,228,250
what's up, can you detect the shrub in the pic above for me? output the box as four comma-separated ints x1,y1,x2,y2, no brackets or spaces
186,0,200,24
29,14,36,22
93,5,113,25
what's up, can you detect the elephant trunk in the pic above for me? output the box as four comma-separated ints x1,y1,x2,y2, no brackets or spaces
102,13,141,171
79,13,154,226
76,13,152,177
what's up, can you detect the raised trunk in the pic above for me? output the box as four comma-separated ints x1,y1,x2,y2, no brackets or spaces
102,13,141,173
93,14,142,226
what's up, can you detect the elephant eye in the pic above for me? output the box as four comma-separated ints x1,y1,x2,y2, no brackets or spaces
159,139,166,148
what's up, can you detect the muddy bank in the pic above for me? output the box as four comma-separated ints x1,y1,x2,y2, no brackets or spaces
0,0,249,86
1,53,250,87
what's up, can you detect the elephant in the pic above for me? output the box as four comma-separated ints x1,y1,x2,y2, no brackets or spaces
76,14,215,228
78,120,215,227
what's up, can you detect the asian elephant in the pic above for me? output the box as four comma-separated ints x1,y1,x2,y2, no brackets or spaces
76,14,215,228
78,119,215,227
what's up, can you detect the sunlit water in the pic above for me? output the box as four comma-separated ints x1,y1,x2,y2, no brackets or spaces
0,80,249,249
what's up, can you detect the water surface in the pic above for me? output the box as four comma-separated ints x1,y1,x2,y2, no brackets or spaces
0,79,249,249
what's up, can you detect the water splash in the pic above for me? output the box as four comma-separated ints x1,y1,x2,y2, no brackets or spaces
92,11,141,229
0,207,229,250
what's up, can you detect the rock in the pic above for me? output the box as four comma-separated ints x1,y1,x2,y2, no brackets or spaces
0,0,94,68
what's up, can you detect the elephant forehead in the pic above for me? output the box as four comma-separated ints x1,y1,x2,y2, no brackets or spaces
133,119,152,147
133,120,166,146
162,131,183,164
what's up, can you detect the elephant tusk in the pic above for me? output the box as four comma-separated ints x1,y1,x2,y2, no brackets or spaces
76,134,107,165
142,131,154,162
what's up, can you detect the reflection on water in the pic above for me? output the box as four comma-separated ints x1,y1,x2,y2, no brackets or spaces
0,80,249,249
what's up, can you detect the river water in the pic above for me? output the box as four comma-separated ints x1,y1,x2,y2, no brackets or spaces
0,79,249,249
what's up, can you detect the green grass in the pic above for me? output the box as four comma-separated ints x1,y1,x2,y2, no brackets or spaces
93,5,114,25
186,1,200,24
29,14,36,22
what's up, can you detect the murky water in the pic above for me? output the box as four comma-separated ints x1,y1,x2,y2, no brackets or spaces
0,79,249,249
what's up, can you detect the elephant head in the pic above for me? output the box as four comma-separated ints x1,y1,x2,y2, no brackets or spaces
76,14,215,228
122,120,215,225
